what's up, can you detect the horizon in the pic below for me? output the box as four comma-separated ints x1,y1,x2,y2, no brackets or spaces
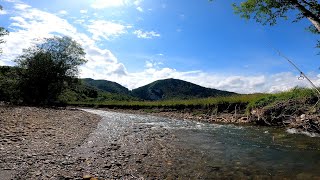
0,0,319,94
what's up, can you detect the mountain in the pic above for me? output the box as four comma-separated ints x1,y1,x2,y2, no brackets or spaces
131,78,236,101
82,78,130,95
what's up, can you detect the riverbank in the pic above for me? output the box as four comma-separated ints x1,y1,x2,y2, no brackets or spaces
0,106,101,179
0,106,200,179
2,106,320,179
99,103,320,136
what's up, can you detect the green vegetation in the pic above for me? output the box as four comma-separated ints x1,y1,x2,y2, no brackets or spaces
68,87,319,117
0,36,87,105
69,93,264,113
0,5,9,54
82,78,131,95
247,87,318,111
0,66,22,104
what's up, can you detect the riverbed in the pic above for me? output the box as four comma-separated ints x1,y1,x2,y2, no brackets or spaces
1,107,320,179
81,109,320,179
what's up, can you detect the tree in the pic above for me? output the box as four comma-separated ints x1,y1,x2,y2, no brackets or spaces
232,0,320,33
0,5,9,54
15,36,87,105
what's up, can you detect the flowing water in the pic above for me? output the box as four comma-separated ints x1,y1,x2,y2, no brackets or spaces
82,109,320,179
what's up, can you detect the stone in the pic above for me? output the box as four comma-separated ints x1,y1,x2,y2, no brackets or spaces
83,174,92,179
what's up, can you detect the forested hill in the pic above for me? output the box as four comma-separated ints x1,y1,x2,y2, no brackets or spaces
131,78,236,101
82,78,130,95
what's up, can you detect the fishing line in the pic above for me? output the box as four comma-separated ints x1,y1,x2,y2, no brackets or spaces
273,48,320,107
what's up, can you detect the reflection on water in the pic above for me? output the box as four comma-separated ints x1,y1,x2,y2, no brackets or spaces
168,118,320,178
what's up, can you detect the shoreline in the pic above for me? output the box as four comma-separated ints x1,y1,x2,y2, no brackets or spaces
96,107,320,136
0,106,101,179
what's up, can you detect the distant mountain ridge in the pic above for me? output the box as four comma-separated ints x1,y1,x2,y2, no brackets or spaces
82,78,236,101
82,78,130,95
131,78,235,100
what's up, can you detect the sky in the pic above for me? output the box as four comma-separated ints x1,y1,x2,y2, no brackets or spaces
0,0,319,93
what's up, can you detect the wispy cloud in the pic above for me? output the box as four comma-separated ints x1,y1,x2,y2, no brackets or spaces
133,0,143,6
58,10,68,15
87,20,131,40
133,30,160,39
14,3,31,10
80,9,87,14
136,7,143,12
134,0,143,12
91,0,125,9
0,10,7,15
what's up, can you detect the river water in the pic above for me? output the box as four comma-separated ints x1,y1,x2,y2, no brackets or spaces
82,109,320,179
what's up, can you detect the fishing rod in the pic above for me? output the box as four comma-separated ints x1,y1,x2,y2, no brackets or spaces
275,49,320,97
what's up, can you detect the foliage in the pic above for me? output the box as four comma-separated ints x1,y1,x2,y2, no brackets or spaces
0,5,9,54
14,36,87,105
247,87,317,111
233,0,320,32
58,80,138,103
0,66,23,103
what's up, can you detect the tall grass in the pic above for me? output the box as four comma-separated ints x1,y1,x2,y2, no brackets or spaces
69,87,319,114
247,87,317,111
69,93,267,109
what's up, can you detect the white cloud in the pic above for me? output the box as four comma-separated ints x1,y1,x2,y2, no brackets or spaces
58,10,68,15
134,0,143,12
145,61,153,68
0,10,7,15
87,20,130,40
133,30,160,39
0,1,127,78
136,7,143,12
80,9,88,14
133,0,143,6
74,19,85,25
91,0,125,9
14,3,31,10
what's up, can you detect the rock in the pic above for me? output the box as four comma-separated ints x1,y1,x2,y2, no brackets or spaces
300,114,306,120
83,174,92,179
104,163,112,169
35,171,41,176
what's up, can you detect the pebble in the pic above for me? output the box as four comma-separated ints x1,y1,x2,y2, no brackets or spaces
83,174,92,179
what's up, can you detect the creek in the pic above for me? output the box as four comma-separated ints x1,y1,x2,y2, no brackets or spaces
82,109,320,179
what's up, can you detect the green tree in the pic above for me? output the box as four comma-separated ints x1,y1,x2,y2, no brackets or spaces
15,36,87,105
0,66,23,104
232,0,320,34
0,5,9,54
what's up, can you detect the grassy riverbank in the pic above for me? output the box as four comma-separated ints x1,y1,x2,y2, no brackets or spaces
69,87,318,114
69,87,320,133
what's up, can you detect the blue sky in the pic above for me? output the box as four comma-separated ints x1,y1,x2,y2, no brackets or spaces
0,0,319,93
